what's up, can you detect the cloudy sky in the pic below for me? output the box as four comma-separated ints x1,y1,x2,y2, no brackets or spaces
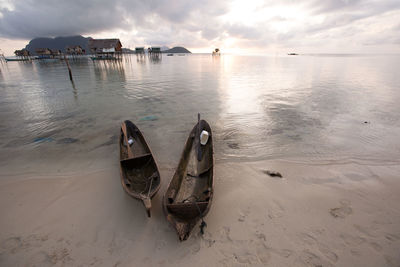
0,0,399,55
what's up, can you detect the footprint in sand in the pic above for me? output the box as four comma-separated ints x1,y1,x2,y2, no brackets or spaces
330,200,352,218
299,233,318,245
340,233,366,246
384,254,400,267
29,251,56,267
1,234,51,256
272,248,293,258
218,226,233,243
234,251,259,265
89,257,103,266
156,239,166,250
47,247,72,265
1,237,22,254
267,200,285,219
219,243,266,265
190,241,201,254
350,249,362,256
255,231,266,242
369,242,382,252
28,234,50,249
298,232,338,264
238,206,251,222
201,232,216,248
318,243,338,263
216,226,272,265
353,224,378,238
298,250,334,267
218,247,254,265
255,242,271,264
385,233,400,242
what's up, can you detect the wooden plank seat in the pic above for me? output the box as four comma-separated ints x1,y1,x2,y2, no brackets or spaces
120,153,152,166
166,201,208,220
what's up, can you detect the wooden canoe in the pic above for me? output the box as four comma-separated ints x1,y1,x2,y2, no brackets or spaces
162,116,214,241
119,120,161,217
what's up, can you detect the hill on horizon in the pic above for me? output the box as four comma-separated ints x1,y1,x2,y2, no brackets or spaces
162,47,191,53
25,35,91,54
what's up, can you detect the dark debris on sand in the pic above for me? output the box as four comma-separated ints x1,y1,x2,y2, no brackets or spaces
263,170,283,178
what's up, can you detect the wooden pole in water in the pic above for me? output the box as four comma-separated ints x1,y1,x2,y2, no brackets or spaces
64,54,73,81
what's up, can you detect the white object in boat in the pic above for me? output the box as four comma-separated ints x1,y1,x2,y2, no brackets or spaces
200,130,209,145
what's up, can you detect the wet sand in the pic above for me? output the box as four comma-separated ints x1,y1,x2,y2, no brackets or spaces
1,160,400,266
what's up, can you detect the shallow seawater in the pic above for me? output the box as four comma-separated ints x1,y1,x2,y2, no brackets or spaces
1,54,400,175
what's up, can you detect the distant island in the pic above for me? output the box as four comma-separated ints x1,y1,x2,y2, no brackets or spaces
121,48,135,54
25,35,91,54
162,47,191,53
21,35,191,55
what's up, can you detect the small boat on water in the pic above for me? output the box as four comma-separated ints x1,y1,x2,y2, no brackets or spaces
5,58,30,62
119,120,161,217
167,53,173,56
163,114,214,241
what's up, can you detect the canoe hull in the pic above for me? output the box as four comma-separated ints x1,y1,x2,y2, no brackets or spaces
162,119,214,241
119,120,161,217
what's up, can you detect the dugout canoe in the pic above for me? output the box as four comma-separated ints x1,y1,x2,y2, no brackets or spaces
119,120,161,217
163,115,214,241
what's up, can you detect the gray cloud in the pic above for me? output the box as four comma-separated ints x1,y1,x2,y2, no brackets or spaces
305,0,400,34
308,0,364,14
309,0,400,15
226,24,263,40
0,0,229,39
0,0,399,52
201,27,221,40
0,0,128,38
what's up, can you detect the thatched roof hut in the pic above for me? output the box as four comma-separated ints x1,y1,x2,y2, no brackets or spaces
66,45,84,55
88,39,122,55
135,47,145,54
51,49,61,56
14,49,30,57
35,48,52,55
150,47,161,52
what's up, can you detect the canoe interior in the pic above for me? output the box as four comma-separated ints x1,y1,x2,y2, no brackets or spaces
119,121,160,198
165,119,213,222
166,202,209,220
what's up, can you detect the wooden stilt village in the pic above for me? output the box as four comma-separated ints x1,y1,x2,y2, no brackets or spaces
1,38,183,63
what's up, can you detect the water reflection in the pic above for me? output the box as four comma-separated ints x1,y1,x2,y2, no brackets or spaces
214,55,400,162
92,60,126,81
68,57,90,67
71,80,78,100
1,55,400,174
148,53,162,64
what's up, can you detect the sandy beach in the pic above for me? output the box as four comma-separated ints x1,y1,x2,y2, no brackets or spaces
2,0,400,263
1,159,399,266
2,53,400,267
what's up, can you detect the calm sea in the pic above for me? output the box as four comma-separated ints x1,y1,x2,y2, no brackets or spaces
1,54,400,175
